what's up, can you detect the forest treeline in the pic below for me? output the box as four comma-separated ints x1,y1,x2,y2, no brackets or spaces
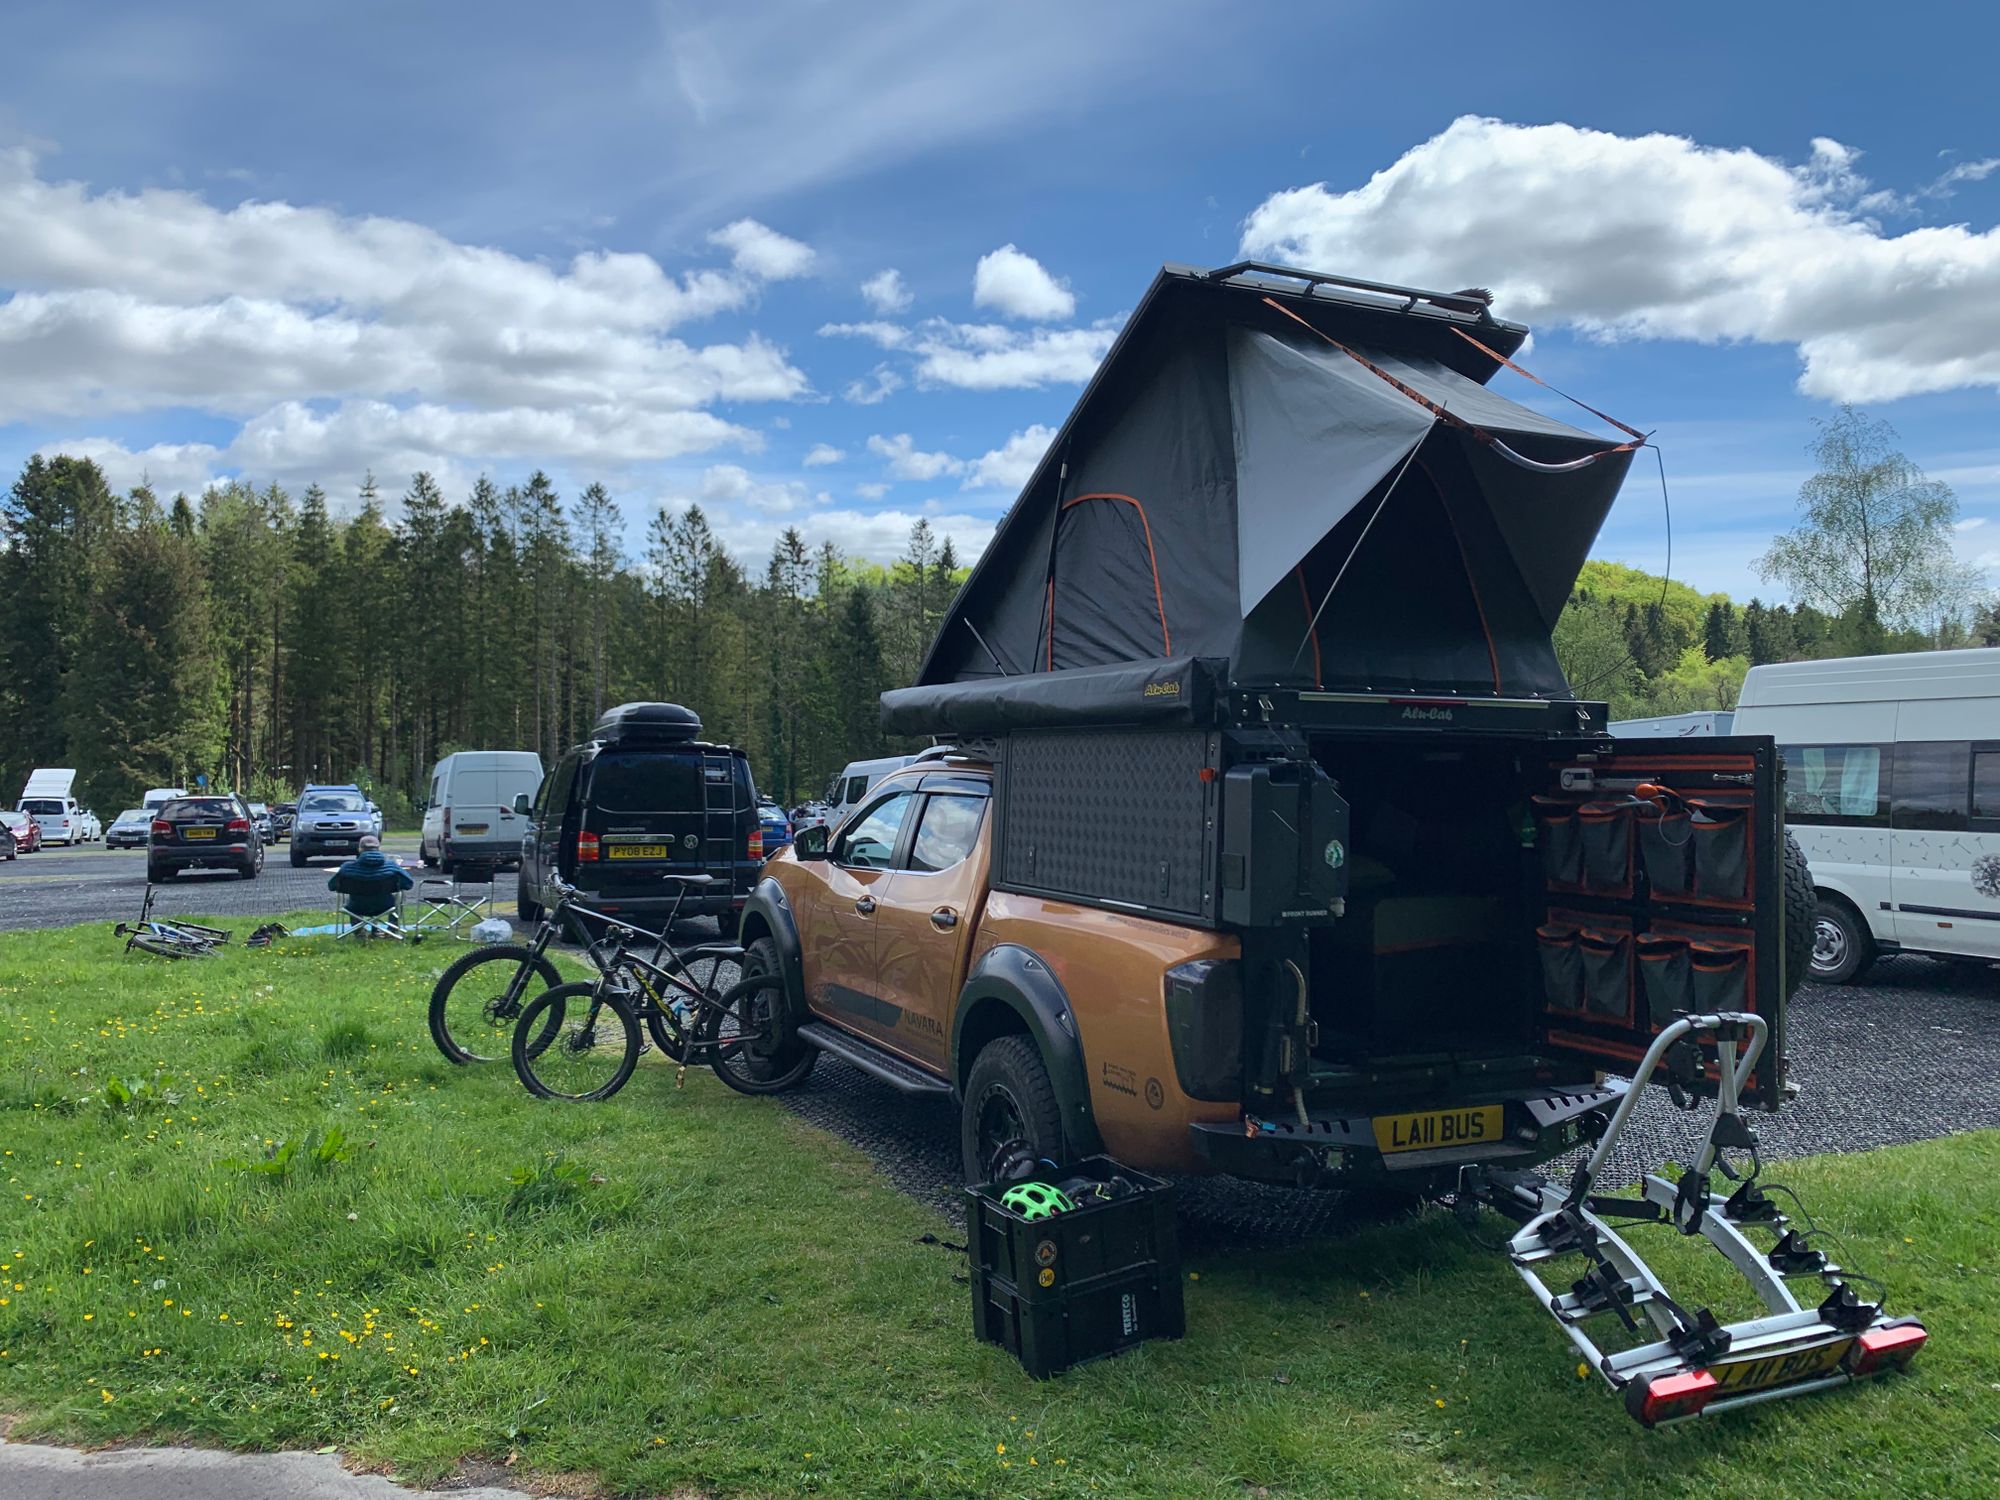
0,455,963,820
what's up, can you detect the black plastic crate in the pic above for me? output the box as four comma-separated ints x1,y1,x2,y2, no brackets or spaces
967,1156,1185,1377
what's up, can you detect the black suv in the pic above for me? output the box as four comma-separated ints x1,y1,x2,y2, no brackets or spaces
516,702,762,923
148,794,265,881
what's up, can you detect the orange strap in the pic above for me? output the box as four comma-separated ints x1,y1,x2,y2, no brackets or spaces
1449,327,1648,443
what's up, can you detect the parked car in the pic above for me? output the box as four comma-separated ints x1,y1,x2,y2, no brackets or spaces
105,808,151,848
420,750,543,871
148,793,264,880
0,809,40,857
271,802,296,841
17,767,88,845
248,802,275,843
757,797,792,851
516,701,761,923
77,808,102,841
289,785,383,866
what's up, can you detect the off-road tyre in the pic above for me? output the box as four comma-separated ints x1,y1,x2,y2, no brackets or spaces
1780,832,1816,997
960,1034,1066,1186
512,981,638,1102
701,972,817,1096
290,845,307,868
429,945,564,1065
1809,892,1873,987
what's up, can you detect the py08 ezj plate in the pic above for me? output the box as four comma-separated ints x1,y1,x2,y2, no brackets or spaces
606,843,669,860
1371,1104,1503,1155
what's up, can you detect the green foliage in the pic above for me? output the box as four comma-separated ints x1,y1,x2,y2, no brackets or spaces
502,1155,598,1221
223,1126,349,1180
97,1071,181,1115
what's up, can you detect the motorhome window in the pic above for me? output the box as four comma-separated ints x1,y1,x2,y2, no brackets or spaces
20,799,63,815
835,792,915,869
1890,740,1969,832
1780,744,1887,824
1971,749,2000,825
907,794,985,873
588,750,702,813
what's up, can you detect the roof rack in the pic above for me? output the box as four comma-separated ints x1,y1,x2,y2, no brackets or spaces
1201,260,1498,320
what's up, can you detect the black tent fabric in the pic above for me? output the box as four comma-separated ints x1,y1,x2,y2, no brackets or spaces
908,264,1635,724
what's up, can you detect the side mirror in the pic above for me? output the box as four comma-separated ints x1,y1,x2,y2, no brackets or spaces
794,825,830,861
513,793,533,816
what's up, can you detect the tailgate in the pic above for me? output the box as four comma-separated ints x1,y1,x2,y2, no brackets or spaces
1533,736,1787,1108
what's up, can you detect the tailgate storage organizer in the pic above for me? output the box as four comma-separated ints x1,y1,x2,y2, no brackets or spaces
968,1157,1184,1378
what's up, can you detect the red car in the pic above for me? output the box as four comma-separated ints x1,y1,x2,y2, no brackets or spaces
0,809,42,857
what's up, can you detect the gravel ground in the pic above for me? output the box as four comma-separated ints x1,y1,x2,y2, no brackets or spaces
779,954,2000,1247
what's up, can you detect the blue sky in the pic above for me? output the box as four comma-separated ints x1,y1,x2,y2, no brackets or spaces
2,0,1997,603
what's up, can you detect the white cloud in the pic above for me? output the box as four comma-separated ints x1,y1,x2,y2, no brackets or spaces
867,432,965,481
972,243,1074,321
818,319,911,349
673,500,996,569
822,316,1115,391
0,145,809,482
1238,116,2000,405
855,482,889,499
803,442,845,467
696,462,826,515
706,218,816,280
860,267,913,314
842,364,903,405
963,423,1055,491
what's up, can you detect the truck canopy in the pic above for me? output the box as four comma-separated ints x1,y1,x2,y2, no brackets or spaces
20,768,76,801
892,263,1635,733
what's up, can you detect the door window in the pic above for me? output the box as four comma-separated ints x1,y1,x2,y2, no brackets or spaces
1780,744,1887,824
541,754,579,822
834,792,915,869
845,775,869,805
907,794,986,873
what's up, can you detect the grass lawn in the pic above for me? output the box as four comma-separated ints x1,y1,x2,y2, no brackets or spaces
1,917,1996,1499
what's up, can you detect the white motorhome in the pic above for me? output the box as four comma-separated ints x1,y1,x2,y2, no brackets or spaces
421,750,544,871
16,768,86,845
1733,647,2000,982
820,754,918,832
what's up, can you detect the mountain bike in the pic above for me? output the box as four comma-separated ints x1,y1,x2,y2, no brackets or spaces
427,880,665,1064
113,885,231,958
510,876,813,1102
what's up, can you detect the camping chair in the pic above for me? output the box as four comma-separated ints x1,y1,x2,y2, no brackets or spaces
329,865,413,942
409,858,497,935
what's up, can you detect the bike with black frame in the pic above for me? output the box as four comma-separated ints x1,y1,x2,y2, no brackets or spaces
113,884,232,958
508,873,813,1102
427,878,668,1065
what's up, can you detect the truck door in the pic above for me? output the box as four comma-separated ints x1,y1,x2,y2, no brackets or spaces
802,787,919,1039
1534,737,1789,1108
867,780,991,1070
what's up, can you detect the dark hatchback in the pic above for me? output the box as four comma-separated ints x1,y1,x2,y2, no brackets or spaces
516,702,763,923
148,795,265,881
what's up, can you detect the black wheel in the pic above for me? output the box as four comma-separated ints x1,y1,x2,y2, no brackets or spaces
147,863,171,882
1781,833,1815,997
513,981,638,1101
290,846,306,868
960,1034,1066,1186
1809,892,1874,986
441,855,456,876
517,885,543,925
430,945,564,1064
130,933,208,959
700,972,817,1095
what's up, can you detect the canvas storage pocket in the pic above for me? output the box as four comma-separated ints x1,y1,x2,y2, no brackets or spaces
1688,799,1750,902
1578,928,1633,1020
1635,933,1693,1026
1689,940,1751,1011
1533,796,1582,887
1537,922,1583,1012
1637,805,1693,898
1578,800,1634,894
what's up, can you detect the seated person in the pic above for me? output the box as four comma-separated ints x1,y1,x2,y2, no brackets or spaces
328,835,414,918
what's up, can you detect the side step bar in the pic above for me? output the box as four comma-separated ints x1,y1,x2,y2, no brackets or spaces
1461,1012,1926,1427
796,1020,953,1097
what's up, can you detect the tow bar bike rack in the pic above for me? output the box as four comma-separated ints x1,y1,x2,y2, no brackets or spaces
1459,1012,1926,1426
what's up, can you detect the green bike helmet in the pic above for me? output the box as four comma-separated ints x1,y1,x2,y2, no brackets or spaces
1000,1181,1074,1221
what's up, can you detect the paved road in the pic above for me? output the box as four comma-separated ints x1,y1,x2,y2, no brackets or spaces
0,836,518,931
0,1441,534,1500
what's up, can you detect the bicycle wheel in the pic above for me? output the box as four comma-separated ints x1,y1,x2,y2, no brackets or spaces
512,982,639,1101
429,945,563,1065
129,933,208,959
702,973,817,1096
641,986,698,1064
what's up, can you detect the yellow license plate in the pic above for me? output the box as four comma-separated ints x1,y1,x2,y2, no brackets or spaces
1371,1104,1504,1155
607,843,669,860
1711,1338,1853,1395
184,827,217,840
455,824,489,836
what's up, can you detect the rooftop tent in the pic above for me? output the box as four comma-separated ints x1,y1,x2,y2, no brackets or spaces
895,264,1636,729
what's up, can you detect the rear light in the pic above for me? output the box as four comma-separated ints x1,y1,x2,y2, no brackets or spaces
151,820,172,836
748,827,764,861
226,817,250,833
1846,1321,1927,1377
576,830,600,862
1625,1369,1718,1427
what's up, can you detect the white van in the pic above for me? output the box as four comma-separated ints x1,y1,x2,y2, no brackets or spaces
820,755,918,832
1608,710,1735,738
17,768,86,846
142,787,188,813
1733,647,2000,982
421,750,544,871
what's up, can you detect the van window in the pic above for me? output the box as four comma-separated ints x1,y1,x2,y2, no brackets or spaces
541,754,580,821
20,799,64,815
589,750,702,813
907,794,985,873
1891,740,1967,832
1781,744,1887,824
836,792,915,869
845,775,868,804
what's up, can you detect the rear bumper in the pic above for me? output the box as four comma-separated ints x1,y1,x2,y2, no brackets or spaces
153,842,256,869
1188,1083,1620,1192
106,833,147,848
442,834,523,863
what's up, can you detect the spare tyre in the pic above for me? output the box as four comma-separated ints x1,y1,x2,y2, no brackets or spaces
1781,832,1815,999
